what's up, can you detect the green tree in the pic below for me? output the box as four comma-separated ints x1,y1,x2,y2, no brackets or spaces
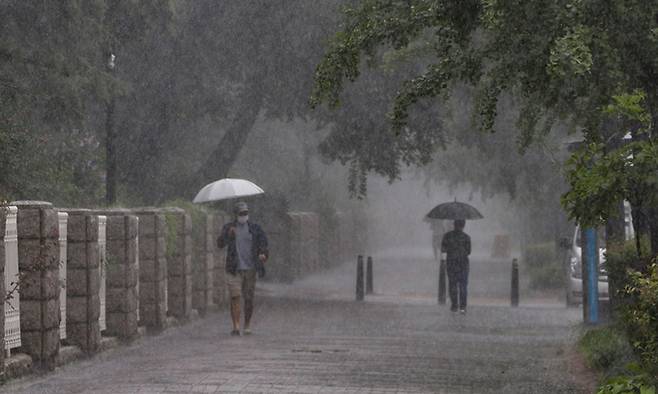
311,0,658,255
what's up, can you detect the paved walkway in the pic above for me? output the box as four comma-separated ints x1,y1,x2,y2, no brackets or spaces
1,250,591,393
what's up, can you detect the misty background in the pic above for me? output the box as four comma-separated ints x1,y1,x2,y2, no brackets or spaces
0,1,575,262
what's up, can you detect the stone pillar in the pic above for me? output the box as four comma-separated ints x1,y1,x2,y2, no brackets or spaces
13,201,60,369
193,212,215,315
212,212,230,307
103,212,139,340
98,216,107,332
162,208,193,320
63,209,101,354
134,209,167,329
57,212,68,340
1,207,8,371
3,206,21,358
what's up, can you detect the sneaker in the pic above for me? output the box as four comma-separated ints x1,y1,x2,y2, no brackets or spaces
459,309,466,315
450,306,458,313
243,328,252,336
230,329,241,336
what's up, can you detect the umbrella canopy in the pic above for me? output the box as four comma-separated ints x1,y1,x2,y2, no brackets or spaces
426,201,484,220
193,178,264,203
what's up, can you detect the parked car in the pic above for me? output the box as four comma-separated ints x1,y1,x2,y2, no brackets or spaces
562,225,609,306
562,203,634,306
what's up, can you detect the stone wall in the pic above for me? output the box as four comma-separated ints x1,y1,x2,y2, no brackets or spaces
162,208,193,320
134,209,167,330
102,211,139,340
62,210,101,353
14,201,60,369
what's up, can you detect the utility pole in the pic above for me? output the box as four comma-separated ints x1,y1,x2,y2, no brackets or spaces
581,227,599,324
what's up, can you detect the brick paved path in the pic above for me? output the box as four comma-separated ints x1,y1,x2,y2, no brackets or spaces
1,252,589,393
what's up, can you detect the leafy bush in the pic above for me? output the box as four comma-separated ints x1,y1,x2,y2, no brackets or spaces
622,263,658,376
579,326,635,373
597,365,656,394
579,327,656,393
605,237,658,377
524,242,563,289
604,236,651,301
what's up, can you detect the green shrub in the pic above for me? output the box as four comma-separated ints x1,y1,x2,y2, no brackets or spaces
604,236,651,301
622,263,658,376
579,326,636,373
524,242,563,289
598,372,656,394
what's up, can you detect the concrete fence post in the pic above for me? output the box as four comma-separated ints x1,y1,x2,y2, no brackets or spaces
134,209,167,330
193,212,215,315
1,207,9,369
101,211,139,340
162,208,193,320
213,212,230,307
98,216,107,332
62,209,101,354
57,212,68,340
13,201,60,369
3,206,21,358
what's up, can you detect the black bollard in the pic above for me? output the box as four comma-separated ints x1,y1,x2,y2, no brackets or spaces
511,258,519,307
366,256,374,295
438,258,447,305
356,255,364,301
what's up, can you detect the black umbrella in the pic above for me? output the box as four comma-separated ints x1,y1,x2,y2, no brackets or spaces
426,200,484,220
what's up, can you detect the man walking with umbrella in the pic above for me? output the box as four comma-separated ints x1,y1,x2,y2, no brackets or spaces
441,219,471,314
217,201,268,336
426,199,481,314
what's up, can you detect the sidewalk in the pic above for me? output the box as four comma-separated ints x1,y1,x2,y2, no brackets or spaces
0,252,593,393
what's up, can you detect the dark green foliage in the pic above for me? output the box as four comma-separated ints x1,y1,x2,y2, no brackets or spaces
579,326,635,373
578,327,656,394
524,242,563,290
311,0,658,200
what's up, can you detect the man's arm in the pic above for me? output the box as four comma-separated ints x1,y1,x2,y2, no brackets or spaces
466,234,471,256
256,225,269,260
217,223,233,249
441,232,448,253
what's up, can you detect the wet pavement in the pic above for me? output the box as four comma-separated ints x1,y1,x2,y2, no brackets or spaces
1,249,590,393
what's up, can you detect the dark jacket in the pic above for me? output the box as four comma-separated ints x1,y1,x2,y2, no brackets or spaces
217,221,269,275
441,229,471,264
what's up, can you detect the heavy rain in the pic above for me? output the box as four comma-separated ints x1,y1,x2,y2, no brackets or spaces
0,1,657,393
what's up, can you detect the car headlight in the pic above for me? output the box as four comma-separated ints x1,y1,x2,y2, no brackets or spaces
570,256,582,279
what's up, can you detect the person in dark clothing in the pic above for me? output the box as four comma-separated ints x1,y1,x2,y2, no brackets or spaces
217,201,268,336
441,219,471,314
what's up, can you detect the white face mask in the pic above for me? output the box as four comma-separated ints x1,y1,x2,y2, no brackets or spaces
237,215,248,224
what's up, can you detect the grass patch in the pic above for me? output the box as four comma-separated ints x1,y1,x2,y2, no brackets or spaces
579,326,635,374
579,326,657,393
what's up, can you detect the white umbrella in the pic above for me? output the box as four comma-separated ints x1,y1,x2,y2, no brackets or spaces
192,178,264,203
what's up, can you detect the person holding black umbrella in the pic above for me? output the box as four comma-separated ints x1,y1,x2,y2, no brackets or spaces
426,200,482,315
441,219,471,314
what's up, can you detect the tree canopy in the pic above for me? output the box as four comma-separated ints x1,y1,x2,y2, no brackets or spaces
311,0,658,182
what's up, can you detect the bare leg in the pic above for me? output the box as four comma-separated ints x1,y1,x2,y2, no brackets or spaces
230,296,241,331
243,298,254,330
